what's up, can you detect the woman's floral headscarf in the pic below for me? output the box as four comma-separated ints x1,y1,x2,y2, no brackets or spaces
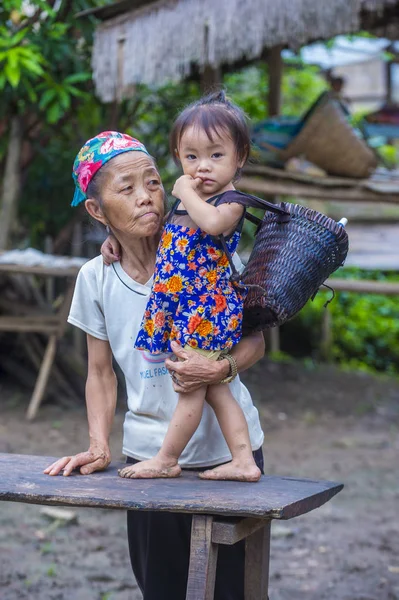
71,131,149,206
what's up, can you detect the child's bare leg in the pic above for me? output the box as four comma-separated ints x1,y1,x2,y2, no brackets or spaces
199,383,261,482
118,386,206,479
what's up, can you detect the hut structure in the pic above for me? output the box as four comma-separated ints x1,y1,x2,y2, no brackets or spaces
82,0,399,110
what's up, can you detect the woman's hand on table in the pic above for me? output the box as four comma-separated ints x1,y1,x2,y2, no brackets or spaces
101,234,121,265
165,342,229,393
43,443,111,477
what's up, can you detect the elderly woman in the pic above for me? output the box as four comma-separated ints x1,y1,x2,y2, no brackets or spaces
44,131,265,600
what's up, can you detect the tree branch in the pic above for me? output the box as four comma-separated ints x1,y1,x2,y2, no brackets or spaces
56,0,74,22
15,9,43,33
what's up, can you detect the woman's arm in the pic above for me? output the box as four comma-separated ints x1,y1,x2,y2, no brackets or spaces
172,175,243,236
164,333,265,393
101,235,121,265
44,335,117,476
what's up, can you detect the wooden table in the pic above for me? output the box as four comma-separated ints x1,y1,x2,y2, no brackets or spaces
0,453,343,599
0,263,80,420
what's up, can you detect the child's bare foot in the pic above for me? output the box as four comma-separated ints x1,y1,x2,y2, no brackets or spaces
199,460,261,482
118,457,181,479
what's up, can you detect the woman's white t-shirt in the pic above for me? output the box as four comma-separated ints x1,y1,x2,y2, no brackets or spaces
68,255,264,467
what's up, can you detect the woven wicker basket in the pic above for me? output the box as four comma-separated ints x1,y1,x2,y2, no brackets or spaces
279,93,378,179
217,191,349,335
240,202,349,334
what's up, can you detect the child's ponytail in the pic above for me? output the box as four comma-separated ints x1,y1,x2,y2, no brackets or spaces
199,90,228,105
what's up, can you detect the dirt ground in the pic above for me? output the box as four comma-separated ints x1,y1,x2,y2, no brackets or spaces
0,357,398,600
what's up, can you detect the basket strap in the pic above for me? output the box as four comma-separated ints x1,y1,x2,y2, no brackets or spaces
217,191,290,289
217,190,290,222
218,235,241,282
217,190,290,282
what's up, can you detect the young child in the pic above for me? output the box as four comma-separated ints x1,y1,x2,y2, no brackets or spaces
110,91,261,482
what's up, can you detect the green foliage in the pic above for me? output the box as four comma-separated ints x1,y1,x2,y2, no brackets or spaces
0,1,109,244
0,3,94,124
224,62,326,119
377,144,399,168
281,65,327,116
0,26,45,90
283,268,399,375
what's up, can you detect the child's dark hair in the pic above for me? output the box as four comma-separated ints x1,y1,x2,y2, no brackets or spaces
170,90,251,168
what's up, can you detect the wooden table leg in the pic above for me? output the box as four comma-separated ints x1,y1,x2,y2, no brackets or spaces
26,334,57,421
186,514,219,600
245,519,271,600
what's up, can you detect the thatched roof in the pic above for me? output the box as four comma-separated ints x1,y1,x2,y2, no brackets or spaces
90,0,399,102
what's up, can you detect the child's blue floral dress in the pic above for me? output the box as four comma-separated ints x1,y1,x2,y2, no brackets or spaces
135,192,246,354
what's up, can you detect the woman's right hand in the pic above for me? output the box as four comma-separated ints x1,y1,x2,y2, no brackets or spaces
43,444,111,477
101,235,121,265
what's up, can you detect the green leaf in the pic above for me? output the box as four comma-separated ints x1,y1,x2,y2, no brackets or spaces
59,89,71,111
39,88,56,109
7,48,19,72
9,27,29,47
23,79,38,103
47,103,62,124
20,57,44,76
64,72,91,84
5,60,20,87
66,85,86,98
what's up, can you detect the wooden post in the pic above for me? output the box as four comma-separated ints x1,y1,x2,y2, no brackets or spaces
200,65,221,94
44,236,55,304
386,61,392,104
201,23,221,93
265,45,283,354
26,334,57,421
267,45,283,117
72,223,84,358
245,520,271,600
186,515,218,600
269,327,280,354
0,115,23,250
320,308,333,362
109,34,126,129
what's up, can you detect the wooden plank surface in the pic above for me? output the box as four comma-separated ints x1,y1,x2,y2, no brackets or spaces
239,175,399,204
343,223,399,271
0,454,343,520
325,278,399,295
0,264,80,277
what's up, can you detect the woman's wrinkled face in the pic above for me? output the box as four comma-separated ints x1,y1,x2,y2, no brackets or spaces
89,152,165,238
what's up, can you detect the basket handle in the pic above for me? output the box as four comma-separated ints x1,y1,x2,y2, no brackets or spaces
217,190,290,221
217,191,290,283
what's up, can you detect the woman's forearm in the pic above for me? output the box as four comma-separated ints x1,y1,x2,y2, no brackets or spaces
85,369,117,448
230,331,265,373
